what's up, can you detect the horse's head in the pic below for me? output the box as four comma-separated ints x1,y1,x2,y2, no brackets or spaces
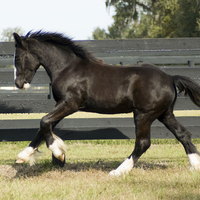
13,33,40,89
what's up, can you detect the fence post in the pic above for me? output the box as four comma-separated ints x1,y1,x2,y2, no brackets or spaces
188,60,194,67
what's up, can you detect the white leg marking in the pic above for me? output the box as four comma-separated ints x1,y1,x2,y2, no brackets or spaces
23,83,31,89
49,134,66,161
16,147,39,166
109,156,134,176
14,66,17,81
188,153,200,170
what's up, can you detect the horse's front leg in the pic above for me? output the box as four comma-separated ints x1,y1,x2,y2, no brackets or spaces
16,120,61,165
16,131,44,165
16,100,76,166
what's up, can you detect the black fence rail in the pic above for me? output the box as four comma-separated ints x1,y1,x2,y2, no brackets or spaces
0,38,200,141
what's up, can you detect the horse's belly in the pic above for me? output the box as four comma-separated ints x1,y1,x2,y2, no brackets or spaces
80,107,133,114
80,98,134,114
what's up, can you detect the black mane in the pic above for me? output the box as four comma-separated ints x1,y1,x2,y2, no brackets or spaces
24,31,95,61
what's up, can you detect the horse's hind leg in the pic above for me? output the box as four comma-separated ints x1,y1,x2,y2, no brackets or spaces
158,111,200,170
109,113,152,176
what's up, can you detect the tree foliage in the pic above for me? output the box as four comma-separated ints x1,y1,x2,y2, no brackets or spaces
0,27,24,42
92,0,200,39
92,27,110,39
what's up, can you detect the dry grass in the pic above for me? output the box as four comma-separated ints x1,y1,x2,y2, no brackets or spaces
0,141,200,200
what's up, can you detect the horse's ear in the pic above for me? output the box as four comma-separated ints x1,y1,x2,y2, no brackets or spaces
13,32,24,48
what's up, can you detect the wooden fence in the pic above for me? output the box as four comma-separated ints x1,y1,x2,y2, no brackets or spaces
1,38,200,141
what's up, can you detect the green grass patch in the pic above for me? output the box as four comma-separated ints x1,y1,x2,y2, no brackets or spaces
1,141,200,199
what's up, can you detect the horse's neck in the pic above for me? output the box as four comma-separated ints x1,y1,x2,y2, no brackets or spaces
36,44,73,82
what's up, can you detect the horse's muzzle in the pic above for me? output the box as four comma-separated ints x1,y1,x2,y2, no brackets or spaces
15,78,26,89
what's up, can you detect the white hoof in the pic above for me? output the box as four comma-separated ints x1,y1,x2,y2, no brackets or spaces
109,156,134,177
188,153,200,170
49,134,66,162
16,147,39,166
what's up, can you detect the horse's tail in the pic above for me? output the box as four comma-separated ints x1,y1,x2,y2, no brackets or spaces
172,75,200,107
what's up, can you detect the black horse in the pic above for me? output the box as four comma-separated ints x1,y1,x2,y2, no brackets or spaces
13,31,200,176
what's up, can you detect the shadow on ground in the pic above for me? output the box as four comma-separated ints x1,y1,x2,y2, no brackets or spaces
0,159,169,179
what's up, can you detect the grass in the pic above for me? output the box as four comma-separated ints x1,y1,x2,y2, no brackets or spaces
1,140,200,200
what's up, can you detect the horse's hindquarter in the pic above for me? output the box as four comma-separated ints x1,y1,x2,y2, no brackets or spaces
131,65,176,112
